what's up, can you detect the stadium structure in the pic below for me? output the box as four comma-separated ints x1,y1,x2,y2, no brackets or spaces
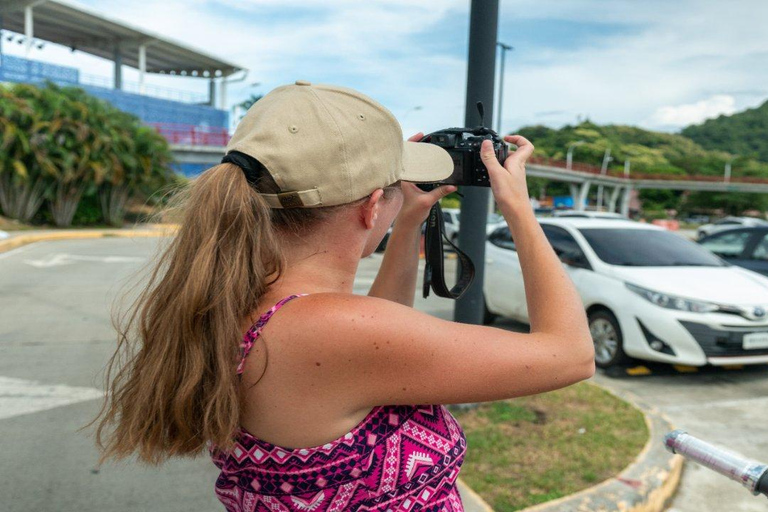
0,0,246,176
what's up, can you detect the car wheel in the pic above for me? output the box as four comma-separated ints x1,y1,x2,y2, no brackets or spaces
588,309,629,369
483,296,497,325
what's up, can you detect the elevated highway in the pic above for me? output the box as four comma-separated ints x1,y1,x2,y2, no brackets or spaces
527,157,768,214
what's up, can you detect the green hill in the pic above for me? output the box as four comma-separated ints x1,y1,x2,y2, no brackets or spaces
682,100,768,163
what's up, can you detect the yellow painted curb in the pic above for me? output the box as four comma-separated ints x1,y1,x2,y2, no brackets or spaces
0,225,179,254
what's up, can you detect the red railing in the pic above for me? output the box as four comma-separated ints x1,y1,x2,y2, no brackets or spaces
149,123,230,147
528,156,768,185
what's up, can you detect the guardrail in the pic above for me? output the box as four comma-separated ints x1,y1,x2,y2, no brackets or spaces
529,156,768,185
80,72,209,104
149,123,229,147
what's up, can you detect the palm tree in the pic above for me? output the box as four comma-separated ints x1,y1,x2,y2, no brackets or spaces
0,82,176,227
0,84,56,222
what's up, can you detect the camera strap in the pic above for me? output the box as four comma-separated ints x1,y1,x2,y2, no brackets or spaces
422,202,475,300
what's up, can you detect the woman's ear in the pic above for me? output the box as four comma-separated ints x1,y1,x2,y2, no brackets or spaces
363,189,385,230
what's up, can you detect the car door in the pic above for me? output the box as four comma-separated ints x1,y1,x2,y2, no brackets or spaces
698,229,754,267
485,226,527,320
539,225,593,312
743,232,768,277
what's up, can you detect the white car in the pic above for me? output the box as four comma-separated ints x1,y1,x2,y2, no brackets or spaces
553,210,628,220
442,208,505,246
0,230,8,240
697,216,768,239
484,218,768,368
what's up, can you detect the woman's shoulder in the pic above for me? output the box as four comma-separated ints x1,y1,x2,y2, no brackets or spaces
272,292,413,327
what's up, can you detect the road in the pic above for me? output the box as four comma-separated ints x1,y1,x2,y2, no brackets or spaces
1,237,767,511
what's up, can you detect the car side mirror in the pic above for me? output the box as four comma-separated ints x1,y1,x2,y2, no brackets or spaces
559,250,590,269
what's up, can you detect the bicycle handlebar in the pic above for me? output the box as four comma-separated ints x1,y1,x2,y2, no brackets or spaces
664,430,768,497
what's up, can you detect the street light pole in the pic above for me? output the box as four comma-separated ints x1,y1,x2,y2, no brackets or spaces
496,42,513,134
566,140,585,171
401,105,423,122
724,156,735,184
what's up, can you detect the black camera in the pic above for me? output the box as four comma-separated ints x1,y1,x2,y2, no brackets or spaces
420,126,507,187
417,102,508,300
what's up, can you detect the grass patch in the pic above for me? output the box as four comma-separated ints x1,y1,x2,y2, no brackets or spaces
449,382,648,511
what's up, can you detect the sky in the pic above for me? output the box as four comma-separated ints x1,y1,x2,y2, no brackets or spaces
4,0,768,137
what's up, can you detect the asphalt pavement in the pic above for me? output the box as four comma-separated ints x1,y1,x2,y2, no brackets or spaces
1,236,767,511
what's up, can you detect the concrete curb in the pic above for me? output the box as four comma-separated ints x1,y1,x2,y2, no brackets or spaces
0,225,178,254
456,381,683,512
457,477,495,512
513,382,683,512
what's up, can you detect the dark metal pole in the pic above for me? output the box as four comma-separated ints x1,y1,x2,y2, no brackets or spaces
454,0,499,325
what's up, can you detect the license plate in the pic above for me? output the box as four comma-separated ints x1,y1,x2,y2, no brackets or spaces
743,332,768,350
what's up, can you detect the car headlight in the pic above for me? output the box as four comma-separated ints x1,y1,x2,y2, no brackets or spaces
625,283,719,313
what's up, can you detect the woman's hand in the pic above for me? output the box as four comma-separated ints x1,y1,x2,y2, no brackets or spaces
480,134,534,214
395,132,457,227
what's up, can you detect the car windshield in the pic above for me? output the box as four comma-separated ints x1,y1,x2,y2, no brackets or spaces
579,228,726,267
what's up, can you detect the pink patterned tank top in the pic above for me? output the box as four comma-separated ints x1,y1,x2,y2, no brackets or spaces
210,294,468,511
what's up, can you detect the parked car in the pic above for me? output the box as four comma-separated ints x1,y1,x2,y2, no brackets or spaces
698,227,768,277
442,208,461,244
485,218,768,368
696,216,768,239
553,210,628,220
0,230,8,240
682,214,710,225
441,208,507,246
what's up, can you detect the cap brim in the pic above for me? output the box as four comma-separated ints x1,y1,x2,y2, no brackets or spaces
401,141,454,183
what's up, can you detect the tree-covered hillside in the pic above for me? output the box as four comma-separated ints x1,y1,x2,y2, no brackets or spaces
682,100,768,163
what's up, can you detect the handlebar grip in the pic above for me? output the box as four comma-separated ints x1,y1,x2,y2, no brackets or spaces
664,430,768,497
758,472,768,496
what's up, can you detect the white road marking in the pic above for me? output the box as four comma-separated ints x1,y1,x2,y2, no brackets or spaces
0,243,35,261
23,253,145,268
0,376,103,420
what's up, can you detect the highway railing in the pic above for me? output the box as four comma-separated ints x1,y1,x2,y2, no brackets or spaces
149,123,230,147
529,156,768,185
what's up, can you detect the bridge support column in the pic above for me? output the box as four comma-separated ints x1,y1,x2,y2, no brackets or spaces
24,5,33,58
113,44,122,90
620,186,633,217
608,186,622,212
208,78,216,107
577,181,591,211
569,184,579,209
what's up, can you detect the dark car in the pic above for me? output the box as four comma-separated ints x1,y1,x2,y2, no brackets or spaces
698,227,768,277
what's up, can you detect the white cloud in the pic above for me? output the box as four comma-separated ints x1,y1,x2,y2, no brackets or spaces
645,95,737,129
6,0,768,135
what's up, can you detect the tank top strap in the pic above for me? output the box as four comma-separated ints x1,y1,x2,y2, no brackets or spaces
237,294,309,375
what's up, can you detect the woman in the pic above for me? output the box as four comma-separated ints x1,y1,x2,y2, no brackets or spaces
93,81,594,511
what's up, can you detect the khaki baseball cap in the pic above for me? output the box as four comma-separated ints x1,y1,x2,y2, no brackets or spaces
226,80,454,208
